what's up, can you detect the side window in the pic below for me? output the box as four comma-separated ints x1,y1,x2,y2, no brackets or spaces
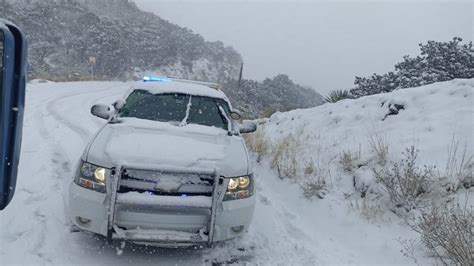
187,96,227,129
120,90,147,117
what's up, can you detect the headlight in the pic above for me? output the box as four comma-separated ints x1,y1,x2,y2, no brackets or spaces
238,176,250,188
228,178,238,190
224,175,254,201
74,161,108,193
94,168,106,183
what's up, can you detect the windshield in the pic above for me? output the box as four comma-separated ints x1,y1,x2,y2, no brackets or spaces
119,89,231,130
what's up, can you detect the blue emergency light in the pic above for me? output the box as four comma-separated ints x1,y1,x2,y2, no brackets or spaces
143,76,172,82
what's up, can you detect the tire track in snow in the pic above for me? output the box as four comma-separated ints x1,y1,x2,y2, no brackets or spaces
205,177,318,265
45,85,123,142
20,102,67,263
18,85,121,263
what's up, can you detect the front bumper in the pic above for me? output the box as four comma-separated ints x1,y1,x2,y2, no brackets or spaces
68,182,256,245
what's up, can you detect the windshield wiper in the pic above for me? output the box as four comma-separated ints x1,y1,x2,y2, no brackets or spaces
179,96,192,127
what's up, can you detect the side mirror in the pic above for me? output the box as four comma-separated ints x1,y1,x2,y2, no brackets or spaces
113,99,125,111
239,120,258,134
91,104,113,120
0,20,27,210
230,110,242,120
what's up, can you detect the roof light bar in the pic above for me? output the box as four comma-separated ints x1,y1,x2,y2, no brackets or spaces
143,76,171,82
142,75,222,90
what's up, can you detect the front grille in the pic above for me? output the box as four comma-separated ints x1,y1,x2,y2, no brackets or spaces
118,168,214,196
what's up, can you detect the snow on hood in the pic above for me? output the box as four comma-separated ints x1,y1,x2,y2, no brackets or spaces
85,118,249,177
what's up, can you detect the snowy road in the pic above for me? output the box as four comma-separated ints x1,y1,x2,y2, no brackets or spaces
0,81,420,265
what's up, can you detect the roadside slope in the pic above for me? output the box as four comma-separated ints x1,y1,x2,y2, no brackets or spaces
248,78,473,264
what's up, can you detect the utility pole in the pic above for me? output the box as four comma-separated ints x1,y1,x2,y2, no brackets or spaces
89,56,96,81
237,62,244,90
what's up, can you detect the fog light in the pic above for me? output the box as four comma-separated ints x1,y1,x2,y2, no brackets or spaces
77,217,90,224
231,225,244,233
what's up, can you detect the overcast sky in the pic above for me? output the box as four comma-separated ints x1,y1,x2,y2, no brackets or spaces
134,0,472,95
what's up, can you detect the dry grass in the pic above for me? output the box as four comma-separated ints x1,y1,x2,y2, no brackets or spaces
348,197,389,223
270,131,305,179
301,164,331,199
260,108,278,118
303,160,316,176
340,146,361,173
443,136,473,191
269,128,331,198
301,175,327,199
368,133,389,165
243,127,270,162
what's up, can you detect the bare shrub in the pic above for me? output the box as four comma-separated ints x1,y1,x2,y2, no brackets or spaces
340,147,361,173
398,238,421,264
243,127,270,163
443,136,474,191
368,133,389,164
415,203,473,265
271,132,304,179
373,146,435,212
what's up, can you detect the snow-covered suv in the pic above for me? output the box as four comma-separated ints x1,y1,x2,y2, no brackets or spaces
68,77,257,246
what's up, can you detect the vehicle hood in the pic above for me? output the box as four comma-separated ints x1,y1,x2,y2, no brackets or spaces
84,118,250,177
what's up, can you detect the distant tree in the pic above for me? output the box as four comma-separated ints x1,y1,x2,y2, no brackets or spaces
349,37,473,98
222,75,324,118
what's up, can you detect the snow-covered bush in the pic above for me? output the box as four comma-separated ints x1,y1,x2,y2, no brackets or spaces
373,146,436,212
415,203,473,265
353,166,378,198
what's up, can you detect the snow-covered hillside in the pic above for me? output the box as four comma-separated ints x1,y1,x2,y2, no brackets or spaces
254,78,473,264
265,78,473,171
0,79,472,265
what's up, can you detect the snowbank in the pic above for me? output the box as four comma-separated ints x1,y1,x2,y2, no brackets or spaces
245,79,473,264
264,78,473,168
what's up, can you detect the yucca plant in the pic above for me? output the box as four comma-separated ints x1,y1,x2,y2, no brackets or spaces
324,89,353,103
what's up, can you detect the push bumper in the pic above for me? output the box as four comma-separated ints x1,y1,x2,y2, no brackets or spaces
68,182,255,245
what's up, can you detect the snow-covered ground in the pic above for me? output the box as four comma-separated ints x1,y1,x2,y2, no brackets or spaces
0,79,472,265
